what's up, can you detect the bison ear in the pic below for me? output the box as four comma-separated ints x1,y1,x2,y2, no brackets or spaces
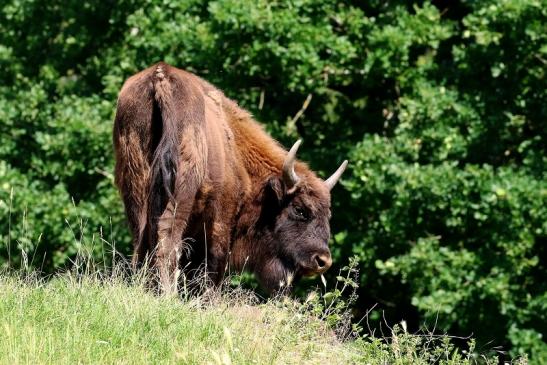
258,177,286,225
265,177,286,206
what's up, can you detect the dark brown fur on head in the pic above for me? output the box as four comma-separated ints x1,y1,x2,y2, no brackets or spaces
113,62,346,294
245,172,332,291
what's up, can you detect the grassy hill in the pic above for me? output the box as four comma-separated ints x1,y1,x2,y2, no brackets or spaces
0,269,519,365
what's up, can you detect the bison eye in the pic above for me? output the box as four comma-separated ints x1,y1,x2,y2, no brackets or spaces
291,205,309,221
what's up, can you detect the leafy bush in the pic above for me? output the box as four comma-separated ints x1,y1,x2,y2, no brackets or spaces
0,0,545,362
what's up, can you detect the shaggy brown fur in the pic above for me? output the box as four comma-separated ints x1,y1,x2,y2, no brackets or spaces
113,62,346,293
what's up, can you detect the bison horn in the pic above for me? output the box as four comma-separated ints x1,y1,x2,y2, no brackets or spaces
282,139,302,189
325,160,348,191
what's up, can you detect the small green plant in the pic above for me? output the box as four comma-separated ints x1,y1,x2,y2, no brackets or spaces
297,256,361,339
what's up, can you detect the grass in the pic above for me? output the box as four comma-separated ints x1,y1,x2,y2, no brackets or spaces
0,272,358,364
0,264,517,365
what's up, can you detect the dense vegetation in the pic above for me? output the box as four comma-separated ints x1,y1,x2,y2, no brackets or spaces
0,0,545,362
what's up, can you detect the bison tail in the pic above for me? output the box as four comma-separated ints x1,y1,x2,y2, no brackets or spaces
147,63,180,229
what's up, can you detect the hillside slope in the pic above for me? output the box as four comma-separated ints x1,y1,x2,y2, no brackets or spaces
0,273,510,365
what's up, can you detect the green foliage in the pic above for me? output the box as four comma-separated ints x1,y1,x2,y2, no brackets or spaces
300,256,361,335
0,0,545,362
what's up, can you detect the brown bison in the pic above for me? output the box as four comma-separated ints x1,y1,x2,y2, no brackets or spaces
113,62,347,294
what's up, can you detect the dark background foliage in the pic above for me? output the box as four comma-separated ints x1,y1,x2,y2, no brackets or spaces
0,0,545,362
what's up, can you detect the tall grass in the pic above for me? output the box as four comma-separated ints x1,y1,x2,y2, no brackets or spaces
1,267,355,364
0,256,521,364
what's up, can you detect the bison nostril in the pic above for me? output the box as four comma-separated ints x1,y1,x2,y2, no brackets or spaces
313,254,332,271
315,255,326,268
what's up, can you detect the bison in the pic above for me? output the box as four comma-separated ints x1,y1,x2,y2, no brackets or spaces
113,62,347,294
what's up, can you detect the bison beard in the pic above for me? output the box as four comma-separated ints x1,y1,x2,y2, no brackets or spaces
113,62,347,294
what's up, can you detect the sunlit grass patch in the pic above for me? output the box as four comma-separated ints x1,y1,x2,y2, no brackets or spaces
0,264,517,365
0,272,361,364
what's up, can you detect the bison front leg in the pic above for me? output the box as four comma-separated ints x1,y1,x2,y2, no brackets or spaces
207,222,230,285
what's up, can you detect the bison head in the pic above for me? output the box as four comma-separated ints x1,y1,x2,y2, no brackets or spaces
255,140,348,292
